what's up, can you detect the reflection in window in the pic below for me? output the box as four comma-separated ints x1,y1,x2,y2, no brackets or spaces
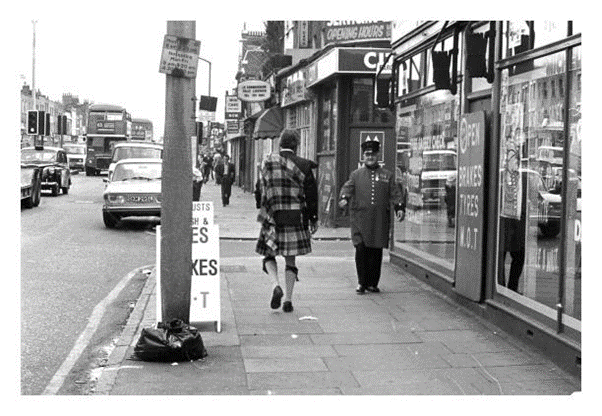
351,78,393,124
497,49,580,329
318,85,336,152
392,89,459,269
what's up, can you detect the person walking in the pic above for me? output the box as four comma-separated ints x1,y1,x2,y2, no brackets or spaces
255,130,319,312
338,138,405,294
214,153,223,185
216,154,235,206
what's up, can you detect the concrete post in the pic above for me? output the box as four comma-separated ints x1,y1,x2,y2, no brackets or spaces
160,21,196,322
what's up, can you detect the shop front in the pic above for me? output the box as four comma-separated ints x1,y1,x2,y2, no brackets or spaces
389,21,581,376
305,46,396,226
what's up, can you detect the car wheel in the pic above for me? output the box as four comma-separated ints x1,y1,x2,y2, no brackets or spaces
539,221,561,238
62,186,69,195
86,167,92,176
32,174,42,206
103,211,119,228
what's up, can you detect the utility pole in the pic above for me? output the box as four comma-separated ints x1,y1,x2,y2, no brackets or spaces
32,20,38,148
160,21,196,322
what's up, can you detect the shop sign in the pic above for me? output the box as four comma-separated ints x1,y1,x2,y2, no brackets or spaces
281,69,309,107
307,48,392,87
298,21,309,48
323,21,391,46
225,95,242,120
226,120,239,134
158,35,201,79
237,80,271,102
454,111,486,301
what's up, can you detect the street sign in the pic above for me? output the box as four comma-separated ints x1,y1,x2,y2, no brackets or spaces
454,111,486,301
159,35,201,78
237,80,271,102
189,202,221,331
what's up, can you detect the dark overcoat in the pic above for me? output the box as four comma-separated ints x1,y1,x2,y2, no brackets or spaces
339,164,402,248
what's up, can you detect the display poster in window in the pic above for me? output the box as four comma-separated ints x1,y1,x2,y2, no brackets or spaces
500,102,524,219
454,111,486,301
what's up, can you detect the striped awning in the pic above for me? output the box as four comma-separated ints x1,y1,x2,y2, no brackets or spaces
252,106,283,140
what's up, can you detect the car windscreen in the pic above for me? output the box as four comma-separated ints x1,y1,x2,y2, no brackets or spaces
112,163,162,181
113,147,162,162
21,149,57,163
423,153,457,171
64,146,85,154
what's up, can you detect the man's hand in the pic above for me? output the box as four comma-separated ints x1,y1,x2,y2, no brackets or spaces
338,198,348,208
395,210,405,222
310,221,319,235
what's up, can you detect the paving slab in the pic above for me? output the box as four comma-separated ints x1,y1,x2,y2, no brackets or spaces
247,371,360,390
243,358,329,373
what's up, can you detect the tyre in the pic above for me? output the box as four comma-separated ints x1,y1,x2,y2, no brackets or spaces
103,211,119,228
62,185,69,194
23,191,35,208
86,167,93,176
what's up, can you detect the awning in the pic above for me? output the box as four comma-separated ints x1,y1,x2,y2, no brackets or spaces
253,106,284,140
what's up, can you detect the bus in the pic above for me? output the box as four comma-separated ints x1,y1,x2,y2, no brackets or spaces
131,118,154,141
85,104,131,176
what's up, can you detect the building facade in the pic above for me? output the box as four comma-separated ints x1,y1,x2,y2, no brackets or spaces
387,21,581,376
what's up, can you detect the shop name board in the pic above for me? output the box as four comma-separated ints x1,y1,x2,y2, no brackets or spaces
237,80,271,102
226,120,239,134
225,95,242,119
454,111,486,301
159,35,201,79
307,48,392,87
281,69,309,107
323,21,391,46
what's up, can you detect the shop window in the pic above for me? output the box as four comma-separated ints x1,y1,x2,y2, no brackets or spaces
350,78,393,124
470,23,493,93
392,89,459,269
503,21,570,59
497,49,580,330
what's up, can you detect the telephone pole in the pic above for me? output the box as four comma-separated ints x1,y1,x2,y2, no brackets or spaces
160,21,196,322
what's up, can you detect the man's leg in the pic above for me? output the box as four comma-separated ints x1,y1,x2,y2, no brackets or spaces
508,249,525,292
263,256,283,309
354,243,368,292
366,247,383,290
283,256,297,312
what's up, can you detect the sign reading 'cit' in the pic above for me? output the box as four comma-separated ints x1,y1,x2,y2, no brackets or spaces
159,35,201,79
454,111,486,302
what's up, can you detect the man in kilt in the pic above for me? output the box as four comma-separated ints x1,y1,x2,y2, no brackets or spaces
256,130,319,312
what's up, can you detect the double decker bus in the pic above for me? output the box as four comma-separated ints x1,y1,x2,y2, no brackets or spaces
131,118,154,141
85,104,131,176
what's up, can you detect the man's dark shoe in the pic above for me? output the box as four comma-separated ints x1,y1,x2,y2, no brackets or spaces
356,285,366,294
270,285,284,309
366,286,380,293
282,301,293,312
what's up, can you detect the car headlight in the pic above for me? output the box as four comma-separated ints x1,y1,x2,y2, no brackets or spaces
105,194,125,204
156,194,161,203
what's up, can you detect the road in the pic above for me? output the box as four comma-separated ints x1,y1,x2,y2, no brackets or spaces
21,173,157,395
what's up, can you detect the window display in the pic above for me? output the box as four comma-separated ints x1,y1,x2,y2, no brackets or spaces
393,89,459,268
496,49,580,330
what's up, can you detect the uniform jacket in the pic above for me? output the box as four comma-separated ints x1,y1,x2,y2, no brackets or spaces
339,164,403,248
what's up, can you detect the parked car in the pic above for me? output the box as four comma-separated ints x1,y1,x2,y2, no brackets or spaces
20,163,42,208
102,159,162,228
21,147,71,196
63,143,87,172
107,142,163,181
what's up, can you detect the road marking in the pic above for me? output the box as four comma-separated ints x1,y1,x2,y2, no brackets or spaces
42,264,154,395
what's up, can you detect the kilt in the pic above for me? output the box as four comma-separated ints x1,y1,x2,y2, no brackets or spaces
255,221,312,257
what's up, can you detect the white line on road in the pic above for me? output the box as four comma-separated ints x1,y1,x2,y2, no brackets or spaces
42,264,154,395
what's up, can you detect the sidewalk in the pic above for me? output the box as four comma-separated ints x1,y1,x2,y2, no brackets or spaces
93,182,580,395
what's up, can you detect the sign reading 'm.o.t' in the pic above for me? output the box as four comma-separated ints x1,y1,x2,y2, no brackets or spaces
454,111,486,302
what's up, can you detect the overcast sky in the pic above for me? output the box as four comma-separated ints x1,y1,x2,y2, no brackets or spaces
13,4,268,138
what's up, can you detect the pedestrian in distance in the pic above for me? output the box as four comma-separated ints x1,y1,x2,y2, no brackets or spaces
216,154,235,206
213,153,222,185
255,130,319,312
339,138,405,294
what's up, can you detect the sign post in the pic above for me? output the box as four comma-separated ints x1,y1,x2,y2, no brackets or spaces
159,21,198,323
454,111,487,301
190,202,221,331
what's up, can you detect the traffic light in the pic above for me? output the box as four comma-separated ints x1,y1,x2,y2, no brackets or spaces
45,112,51,136
37,111,46,137
62,115,68,134
57,115,62,135
27,111,38,135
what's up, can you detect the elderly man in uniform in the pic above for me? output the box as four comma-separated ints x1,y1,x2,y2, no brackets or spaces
339,138,405,294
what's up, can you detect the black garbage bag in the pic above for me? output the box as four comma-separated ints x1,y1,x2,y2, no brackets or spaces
133,319,208,362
